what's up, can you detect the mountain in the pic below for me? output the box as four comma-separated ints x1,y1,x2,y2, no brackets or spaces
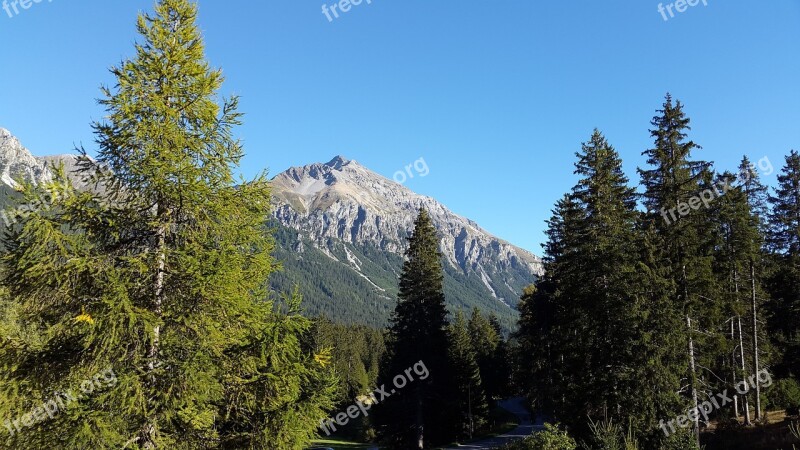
0,129,542,330
268,156,542,330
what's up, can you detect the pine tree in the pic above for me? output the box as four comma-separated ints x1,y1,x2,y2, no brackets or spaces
0,1,336,449
376,208,451,449
448,310,488,441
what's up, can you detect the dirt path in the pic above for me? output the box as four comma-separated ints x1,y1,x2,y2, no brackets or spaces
441,397,543,449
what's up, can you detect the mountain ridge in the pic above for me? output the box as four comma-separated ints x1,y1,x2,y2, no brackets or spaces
0,129,542,329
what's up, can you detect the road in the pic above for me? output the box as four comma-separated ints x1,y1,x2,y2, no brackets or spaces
441,397,544,449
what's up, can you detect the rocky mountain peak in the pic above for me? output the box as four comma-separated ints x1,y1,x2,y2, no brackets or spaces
326,155,351,170
0,128,52,188
270,156,542,306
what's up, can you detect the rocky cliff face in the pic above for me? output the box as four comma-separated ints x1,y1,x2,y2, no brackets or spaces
0,128,92,190
270,156,542,305
0,128,52,188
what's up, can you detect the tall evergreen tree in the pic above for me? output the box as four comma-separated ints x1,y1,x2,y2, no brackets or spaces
518,130,681,444
467,308,501,399
0,1,336,449
376,208,451,449
638,95,721,444
487,313,512,400
767,150,800,380
449,310,488,441
737,157,771,421
712,159,771,422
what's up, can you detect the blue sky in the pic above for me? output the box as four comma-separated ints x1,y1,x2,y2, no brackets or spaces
1,0,798,253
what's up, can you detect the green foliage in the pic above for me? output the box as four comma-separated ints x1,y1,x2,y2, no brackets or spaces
766,378,800,413
498,423,577,450
0,1,336,449
516,129,684,444
306,318,385,442
767,150,800,379
375,209,453,448
468,309,512,400
658,429,702,450
448,310,489,440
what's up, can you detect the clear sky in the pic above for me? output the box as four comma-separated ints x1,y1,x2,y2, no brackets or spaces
1,0,798,253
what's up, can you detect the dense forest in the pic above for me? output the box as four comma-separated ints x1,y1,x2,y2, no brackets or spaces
513,98,800,449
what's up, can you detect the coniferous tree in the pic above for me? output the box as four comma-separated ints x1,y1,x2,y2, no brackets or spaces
519,130,678,444
638,95,720,445
712,160,772,422
468,308,501,399
487,313,512,399
0,2,336,449
449,310,488,440
515,195,583,419
376,208,451,449
767,150,800,380
737,157,771,421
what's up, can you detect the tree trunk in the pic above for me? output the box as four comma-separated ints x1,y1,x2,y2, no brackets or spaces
683,265,700,447
737,315,751,425
416,394,424,449
687,315,700,446
734,269,751,424
142,207,167,449
751,260,762,421
730,320,740,419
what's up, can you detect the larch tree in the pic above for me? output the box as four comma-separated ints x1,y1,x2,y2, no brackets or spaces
0,1,336,449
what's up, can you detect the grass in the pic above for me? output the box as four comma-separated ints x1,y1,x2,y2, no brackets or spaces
310,438,374,449
311,402,522,450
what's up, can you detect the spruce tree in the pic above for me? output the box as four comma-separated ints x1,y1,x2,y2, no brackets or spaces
487,313,512,400
448,311,488,441
767,150,800,380
638,95,720,445
518,130,675,443
376,208,451,449
713,161,771,422
515,195,583,418
0,1,336,449
737,157,770,421
467,308,501,399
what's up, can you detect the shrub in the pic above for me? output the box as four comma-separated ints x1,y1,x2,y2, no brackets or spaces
767,377,800,415
498,423,578,450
